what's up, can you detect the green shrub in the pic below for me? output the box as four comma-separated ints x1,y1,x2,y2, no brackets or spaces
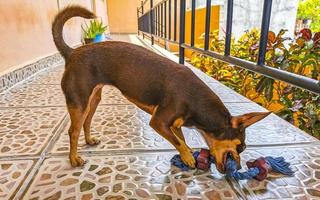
297,0,320,32
191,28,320,138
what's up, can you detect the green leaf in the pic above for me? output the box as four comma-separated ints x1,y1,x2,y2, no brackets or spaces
302,58,317,67
265,79,274,101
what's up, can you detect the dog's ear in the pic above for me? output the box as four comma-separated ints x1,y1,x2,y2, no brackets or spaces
231,112,271,128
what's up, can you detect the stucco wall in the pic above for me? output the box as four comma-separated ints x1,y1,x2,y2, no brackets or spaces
107,0,141,33
0,0,108,74
95,0,109,26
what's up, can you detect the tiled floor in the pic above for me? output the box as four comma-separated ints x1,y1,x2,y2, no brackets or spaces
0,34,319,200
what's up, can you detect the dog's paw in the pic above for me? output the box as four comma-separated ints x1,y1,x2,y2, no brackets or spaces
180,151,196,168
86,137,101,146
70,156,86,167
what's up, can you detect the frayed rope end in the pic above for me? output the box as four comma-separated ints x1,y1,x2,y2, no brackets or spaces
265,156,294,176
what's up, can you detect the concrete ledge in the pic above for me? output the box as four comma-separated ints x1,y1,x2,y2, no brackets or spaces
0,53,63,93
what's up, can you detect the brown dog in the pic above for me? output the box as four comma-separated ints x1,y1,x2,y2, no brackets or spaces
52,6,271,173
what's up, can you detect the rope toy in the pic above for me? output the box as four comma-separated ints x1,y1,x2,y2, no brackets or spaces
170,149,294,181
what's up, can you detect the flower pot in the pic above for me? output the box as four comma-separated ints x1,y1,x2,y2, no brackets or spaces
93,33,106,43
84,38,94,44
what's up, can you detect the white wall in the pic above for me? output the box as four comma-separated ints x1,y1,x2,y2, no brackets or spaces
221,0,298,39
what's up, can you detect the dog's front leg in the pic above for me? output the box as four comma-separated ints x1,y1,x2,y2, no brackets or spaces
170,126,186,142
170,126,193,151
150,108,195,168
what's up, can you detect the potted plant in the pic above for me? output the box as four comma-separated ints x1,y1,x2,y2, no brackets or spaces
82,19,108,44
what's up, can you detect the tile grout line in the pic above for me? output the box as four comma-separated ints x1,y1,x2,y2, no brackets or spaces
0,155,40,162
0,102,253,109
13,113,69,200
46,141,320,160
2,140,318,162
0,105,67,109
28,83,61,86
0,103,132,109
49,148,181,158
247,141,320,148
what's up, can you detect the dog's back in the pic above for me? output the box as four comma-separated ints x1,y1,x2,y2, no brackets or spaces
65,40,215,107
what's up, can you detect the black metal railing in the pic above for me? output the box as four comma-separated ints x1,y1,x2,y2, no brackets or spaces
137,0,320,94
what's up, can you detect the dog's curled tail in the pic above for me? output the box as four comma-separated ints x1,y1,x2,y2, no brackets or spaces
52,6,95,60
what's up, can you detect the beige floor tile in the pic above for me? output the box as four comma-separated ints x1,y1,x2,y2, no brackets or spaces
0,107,66,157
23,153,239,200
0,160,34,199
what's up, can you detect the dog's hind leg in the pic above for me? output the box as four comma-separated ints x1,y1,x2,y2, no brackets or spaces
65,85,98,167
83,86,103,145
150,107,195,168
67,106,87,167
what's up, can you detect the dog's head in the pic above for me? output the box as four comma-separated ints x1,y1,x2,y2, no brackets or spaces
201,111,271,174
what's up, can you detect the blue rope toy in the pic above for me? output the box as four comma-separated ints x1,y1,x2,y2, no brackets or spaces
171,149,294,181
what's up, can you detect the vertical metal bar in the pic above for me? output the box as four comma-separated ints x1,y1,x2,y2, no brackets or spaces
141,1,144,13
258,0,273,65
164,1,167,39
161,3,163,37
137,8,140,36
169,0,172,40
158,6,161,36
155,6,157,36
179,0,186,64
224,0,233,56
204,0,211,50
191,0,196,46
141,1,144,38
174,0,177,41
154,7,158,35
150,0,154,44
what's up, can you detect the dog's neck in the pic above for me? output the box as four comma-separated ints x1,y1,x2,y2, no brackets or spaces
185,94,232,138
